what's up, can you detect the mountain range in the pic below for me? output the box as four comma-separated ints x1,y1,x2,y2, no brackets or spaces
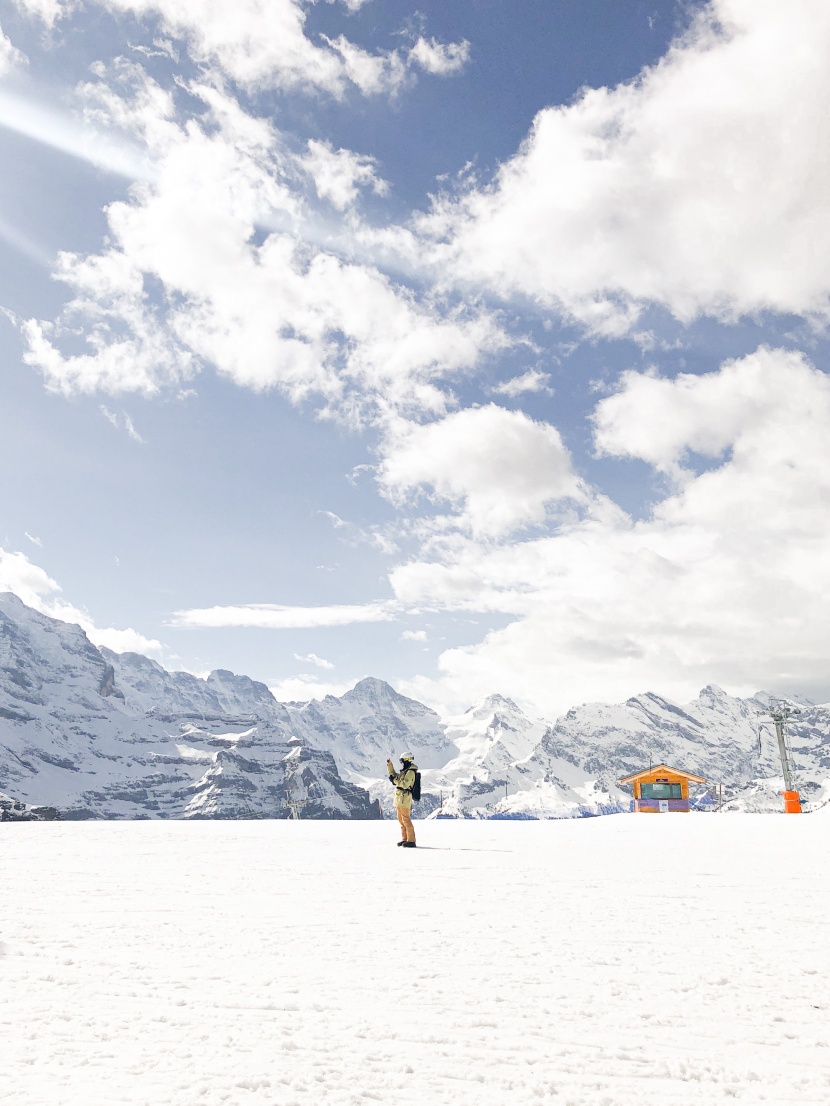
2,591,829,820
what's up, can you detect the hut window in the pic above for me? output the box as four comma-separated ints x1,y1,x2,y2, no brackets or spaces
641,782,683,799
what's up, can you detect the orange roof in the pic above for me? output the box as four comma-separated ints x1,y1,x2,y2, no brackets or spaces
617,763,707,786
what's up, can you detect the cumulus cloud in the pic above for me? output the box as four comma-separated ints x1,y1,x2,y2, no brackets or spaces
0,547,163,655
294,652,335,669
388,348,830,715
24,247,197,396
22,74,506,416
171,601,397,629
592,346,821,476
408,36,470,77
301,139,388,211
401,629,427,642
424,0,830,333
378,404,586,538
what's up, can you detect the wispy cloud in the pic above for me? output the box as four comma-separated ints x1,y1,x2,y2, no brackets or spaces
0,23,26,75
17,0,467,99
491,369,553,398
294,651,335,669
100,406,145,442
171,601,397,629
123,413,144,443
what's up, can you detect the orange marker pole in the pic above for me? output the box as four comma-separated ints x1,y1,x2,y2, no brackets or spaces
782,790,802,814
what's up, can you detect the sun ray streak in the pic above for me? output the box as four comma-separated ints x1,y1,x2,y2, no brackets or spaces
0,89,153,181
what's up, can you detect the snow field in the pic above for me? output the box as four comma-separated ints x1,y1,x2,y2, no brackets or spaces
1,814,829,1105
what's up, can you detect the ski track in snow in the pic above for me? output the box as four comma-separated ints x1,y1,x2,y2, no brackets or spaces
2,815,829,1105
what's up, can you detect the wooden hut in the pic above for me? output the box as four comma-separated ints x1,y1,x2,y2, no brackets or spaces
617,764,707,813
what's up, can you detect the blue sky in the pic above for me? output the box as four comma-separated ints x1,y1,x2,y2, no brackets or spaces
2,0,830,716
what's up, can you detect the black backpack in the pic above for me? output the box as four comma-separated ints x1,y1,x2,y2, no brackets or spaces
411,770,421,802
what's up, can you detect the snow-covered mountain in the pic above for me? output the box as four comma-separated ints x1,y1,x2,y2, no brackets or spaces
428,684,830,818
2,591,829,820
0,593,378,820
285,676,456,779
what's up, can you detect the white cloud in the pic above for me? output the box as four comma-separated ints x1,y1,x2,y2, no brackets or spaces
408,36,470,76
294,652,335,669
491,369,553,398
301,139,388,211
22,75,507,416
24,245,196,396
0,549,60,610
123,413,144,442
171,601,396,629
12,0,62,29
0,23,26,73
378,404,585,538
0,547,164,656
269,673,355,703
101,405,145,442
16,0,463,98
401,629,427,642
321,32,407,97
424,0,830,332
387,348,830,716
592,346,820,476
24,532,43,547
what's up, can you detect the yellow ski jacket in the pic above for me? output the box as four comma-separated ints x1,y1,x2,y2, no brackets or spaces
388,764,417,809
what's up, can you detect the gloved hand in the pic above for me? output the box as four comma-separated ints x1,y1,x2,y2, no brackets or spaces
386,758,394,770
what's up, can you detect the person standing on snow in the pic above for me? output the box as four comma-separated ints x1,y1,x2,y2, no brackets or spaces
386,753,417,847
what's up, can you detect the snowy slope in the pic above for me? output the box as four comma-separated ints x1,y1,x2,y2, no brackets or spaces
4,816,830,1106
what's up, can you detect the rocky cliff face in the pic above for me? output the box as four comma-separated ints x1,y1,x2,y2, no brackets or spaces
0,593,378,820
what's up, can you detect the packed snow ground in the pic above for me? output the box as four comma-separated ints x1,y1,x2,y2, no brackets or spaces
2,815,829,1105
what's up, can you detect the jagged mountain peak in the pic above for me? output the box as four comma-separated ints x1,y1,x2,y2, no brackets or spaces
342,677,405,702
466,693,522,718
285,676,452,776
696,683,730,700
